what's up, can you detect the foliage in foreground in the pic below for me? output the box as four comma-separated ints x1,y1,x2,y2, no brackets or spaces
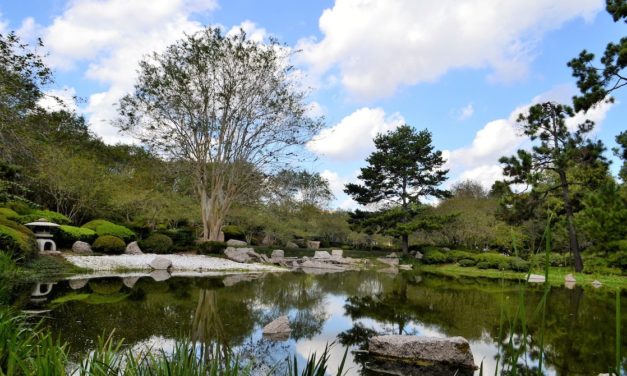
0,307,348,376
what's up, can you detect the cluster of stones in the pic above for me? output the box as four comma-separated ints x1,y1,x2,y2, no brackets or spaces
222,239,366,273
527,272,603,288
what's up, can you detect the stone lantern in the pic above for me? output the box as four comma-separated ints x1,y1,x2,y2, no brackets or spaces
25,218,60,253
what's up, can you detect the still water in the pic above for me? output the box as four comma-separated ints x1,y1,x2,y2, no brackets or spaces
15,270,627,375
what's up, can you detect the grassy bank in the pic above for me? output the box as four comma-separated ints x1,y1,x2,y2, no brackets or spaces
418,263,627,289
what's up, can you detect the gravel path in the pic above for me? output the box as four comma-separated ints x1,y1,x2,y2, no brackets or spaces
63,254,286,273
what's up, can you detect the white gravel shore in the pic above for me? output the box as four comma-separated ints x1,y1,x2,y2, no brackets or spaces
63,254,286,273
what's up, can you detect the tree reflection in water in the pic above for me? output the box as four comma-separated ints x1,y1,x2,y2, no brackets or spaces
191,289,229,361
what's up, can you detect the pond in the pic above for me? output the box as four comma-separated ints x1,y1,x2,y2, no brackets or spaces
10,270,627,375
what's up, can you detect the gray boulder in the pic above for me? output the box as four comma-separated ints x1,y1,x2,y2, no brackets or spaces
150,256,172,270
262,315,291,341
68,279,88,290
72,241,92,254
313,250,331,259
226,239,247,247
262,234,275,246
591,280,602,288
122,276,140,288
414,251,423,260
125,241,143,255
306,240,320,249
286,241,299,249
271,249,285,259
224,247,252,263
331,249,343,258
378,257,400,266
368,335,475,370
527,274,546,283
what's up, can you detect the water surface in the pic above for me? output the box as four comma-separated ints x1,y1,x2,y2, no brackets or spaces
13,270,627,375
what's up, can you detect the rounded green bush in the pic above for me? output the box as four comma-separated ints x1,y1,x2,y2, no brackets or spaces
422,250,448,264
4,201,32,215
222,225,245,241
196,241,226,255
0,217,38,261
139,233,173,254
92,235,126,255
510,257,530,272
57,225,97,248
82,220,135,242
0,208,20,220
476,261,491,269
458,258,477,267
19,210,70,225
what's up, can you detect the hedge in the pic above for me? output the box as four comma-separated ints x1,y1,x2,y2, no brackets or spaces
92,235,126,255
0,208,20,220
422,248,530,272
18,210,71,225
82,220,135,242
0,217,38,261
222,225,245,241
196,241,227,255
57,225,97,248
139,233,173,254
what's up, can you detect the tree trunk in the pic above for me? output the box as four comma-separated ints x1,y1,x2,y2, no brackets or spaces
401,234,409,255
200,189,210,240
559,171,583,272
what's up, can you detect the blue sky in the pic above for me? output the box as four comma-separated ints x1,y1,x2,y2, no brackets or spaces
1,0,624,208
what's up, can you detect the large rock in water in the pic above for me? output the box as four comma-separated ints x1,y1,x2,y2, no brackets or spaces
368,335,476,370
313,250,331,259
306,240,320,249
224,247,267,263
125,241,143,255
150,256,172,270
226,239,247,247
262,315,291,341
72,241,92,254
331,249,343,258
271,249,284,259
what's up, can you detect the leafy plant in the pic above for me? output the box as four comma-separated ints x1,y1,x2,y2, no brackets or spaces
139,233,173,254
92,235,126,255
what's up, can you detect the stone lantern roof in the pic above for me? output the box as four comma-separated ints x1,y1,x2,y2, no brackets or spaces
25,219,60,239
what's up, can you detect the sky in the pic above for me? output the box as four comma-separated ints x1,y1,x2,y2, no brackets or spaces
1,0,625,209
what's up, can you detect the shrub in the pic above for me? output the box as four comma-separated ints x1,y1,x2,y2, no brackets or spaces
0,208,19,220
422,250,448,264
4,201,32,215
458,258,476,267
449,250,476,262
92,235,126,255
56,225,97,248
530,253,571,267
476,261,491,269
510,257,530,272
608,250,627,271
196,241,227,255
139,233,173,254
82,220,135,242
0,217,38,261
19,210,70,225
222,225,245,241
474,253,512,269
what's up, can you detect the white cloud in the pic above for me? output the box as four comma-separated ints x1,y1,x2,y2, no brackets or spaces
320,169,359,210
307,101,325,118
227,20,267,43
446,86,614,189
458,103,474,121
42,0,218,144
307,107,404,161
298,0,603,99
38,86,78,113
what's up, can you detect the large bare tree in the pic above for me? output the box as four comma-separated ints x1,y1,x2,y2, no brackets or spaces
119,28,321,240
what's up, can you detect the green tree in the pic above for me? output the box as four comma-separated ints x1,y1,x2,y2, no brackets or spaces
499,102,606,271
268,169,333,209
344,125,449,254
119,27,320,241
568,0,627,112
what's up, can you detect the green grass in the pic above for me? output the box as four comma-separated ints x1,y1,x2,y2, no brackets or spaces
15,254,90,281
417,263,627,289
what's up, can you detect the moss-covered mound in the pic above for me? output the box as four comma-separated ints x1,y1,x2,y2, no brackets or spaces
92,235,126,255
0,216,38,261
82,220,135,242
18,210,71,225
57,225,97,248
139,233,173,254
